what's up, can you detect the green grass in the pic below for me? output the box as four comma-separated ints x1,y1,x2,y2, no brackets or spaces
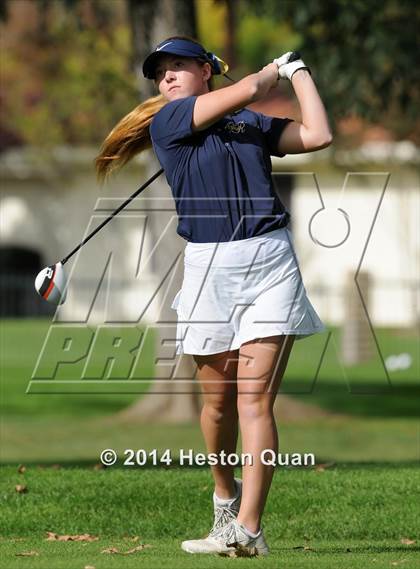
1,319,155,416
1,319,418,467
1,319,419,418
1,415,418,464
1,466,419,569
2,537,419,569
1,319,419,568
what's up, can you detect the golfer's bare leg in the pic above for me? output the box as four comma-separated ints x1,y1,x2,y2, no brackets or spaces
193,349,239,499
236,334,295,533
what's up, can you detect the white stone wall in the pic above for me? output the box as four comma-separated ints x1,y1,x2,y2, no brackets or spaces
274,152,420,328
1,145,419,328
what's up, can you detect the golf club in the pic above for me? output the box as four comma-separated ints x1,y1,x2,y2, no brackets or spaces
34,51,301,305
34,168,163,304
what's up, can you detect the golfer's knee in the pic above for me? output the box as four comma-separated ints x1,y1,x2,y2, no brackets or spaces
202,396,237,424
237,393,272,421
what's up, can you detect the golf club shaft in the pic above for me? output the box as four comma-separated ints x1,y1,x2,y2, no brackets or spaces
59,53,300,267
288,51,301,62
60,168,163,266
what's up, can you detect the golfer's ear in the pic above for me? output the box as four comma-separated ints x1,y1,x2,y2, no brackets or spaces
202,62,212,82
277,121,333,154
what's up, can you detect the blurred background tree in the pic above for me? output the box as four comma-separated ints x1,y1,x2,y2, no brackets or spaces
0,0,419,150
197,0,301,77
0,0,138,149
242,0,420,143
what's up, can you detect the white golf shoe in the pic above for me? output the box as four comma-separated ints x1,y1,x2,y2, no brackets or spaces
181,517,270,556
180,477,241,555
209,477,242,535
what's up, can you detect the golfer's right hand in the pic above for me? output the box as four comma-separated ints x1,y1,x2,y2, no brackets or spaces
273,51,310,81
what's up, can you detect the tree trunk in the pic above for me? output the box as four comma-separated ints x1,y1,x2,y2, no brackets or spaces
225,0,237,69
119,0,201,424
127,0,197,99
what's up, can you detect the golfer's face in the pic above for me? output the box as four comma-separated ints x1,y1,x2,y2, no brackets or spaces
154,55,208,101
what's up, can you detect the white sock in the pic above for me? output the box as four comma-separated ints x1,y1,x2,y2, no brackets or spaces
215,481,239,503
215,491,237,504
239,523,260,538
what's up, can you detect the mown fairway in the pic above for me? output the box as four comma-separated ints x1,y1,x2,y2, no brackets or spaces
1,319,419,568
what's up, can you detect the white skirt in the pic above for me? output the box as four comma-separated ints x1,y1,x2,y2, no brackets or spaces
171,227,326,355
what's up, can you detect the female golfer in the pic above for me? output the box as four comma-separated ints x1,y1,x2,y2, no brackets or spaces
96,35,332,556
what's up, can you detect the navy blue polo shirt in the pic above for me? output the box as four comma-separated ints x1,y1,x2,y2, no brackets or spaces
150,95,293,243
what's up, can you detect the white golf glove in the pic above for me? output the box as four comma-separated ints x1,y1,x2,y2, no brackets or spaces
272,51,311,81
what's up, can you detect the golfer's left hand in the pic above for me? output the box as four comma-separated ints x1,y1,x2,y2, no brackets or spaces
273,51,310,81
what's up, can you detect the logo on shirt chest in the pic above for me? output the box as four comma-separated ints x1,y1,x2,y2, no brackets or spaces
224,121,246,134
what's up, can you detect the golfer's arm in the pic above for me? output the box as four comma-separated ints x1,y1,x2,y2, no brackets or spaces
192,65,278,132
278,69,333,154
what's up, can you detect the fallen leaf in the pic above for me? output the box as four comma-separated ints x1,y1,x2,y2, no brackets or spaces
315,462,335,472
101,547,119,554
124,544,152,554
45,532,98,542
219,543,259,558
292,544,315,551
75,534,99,542
400,538,416,545
15,551,39,557
93,463,105,470
100,544,152,555
15,485,27,493
17,465,26,474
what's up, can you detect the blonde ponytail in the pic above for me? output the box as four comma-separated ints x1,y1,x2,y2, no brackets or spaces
95,93,167,183
95,34,215,184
